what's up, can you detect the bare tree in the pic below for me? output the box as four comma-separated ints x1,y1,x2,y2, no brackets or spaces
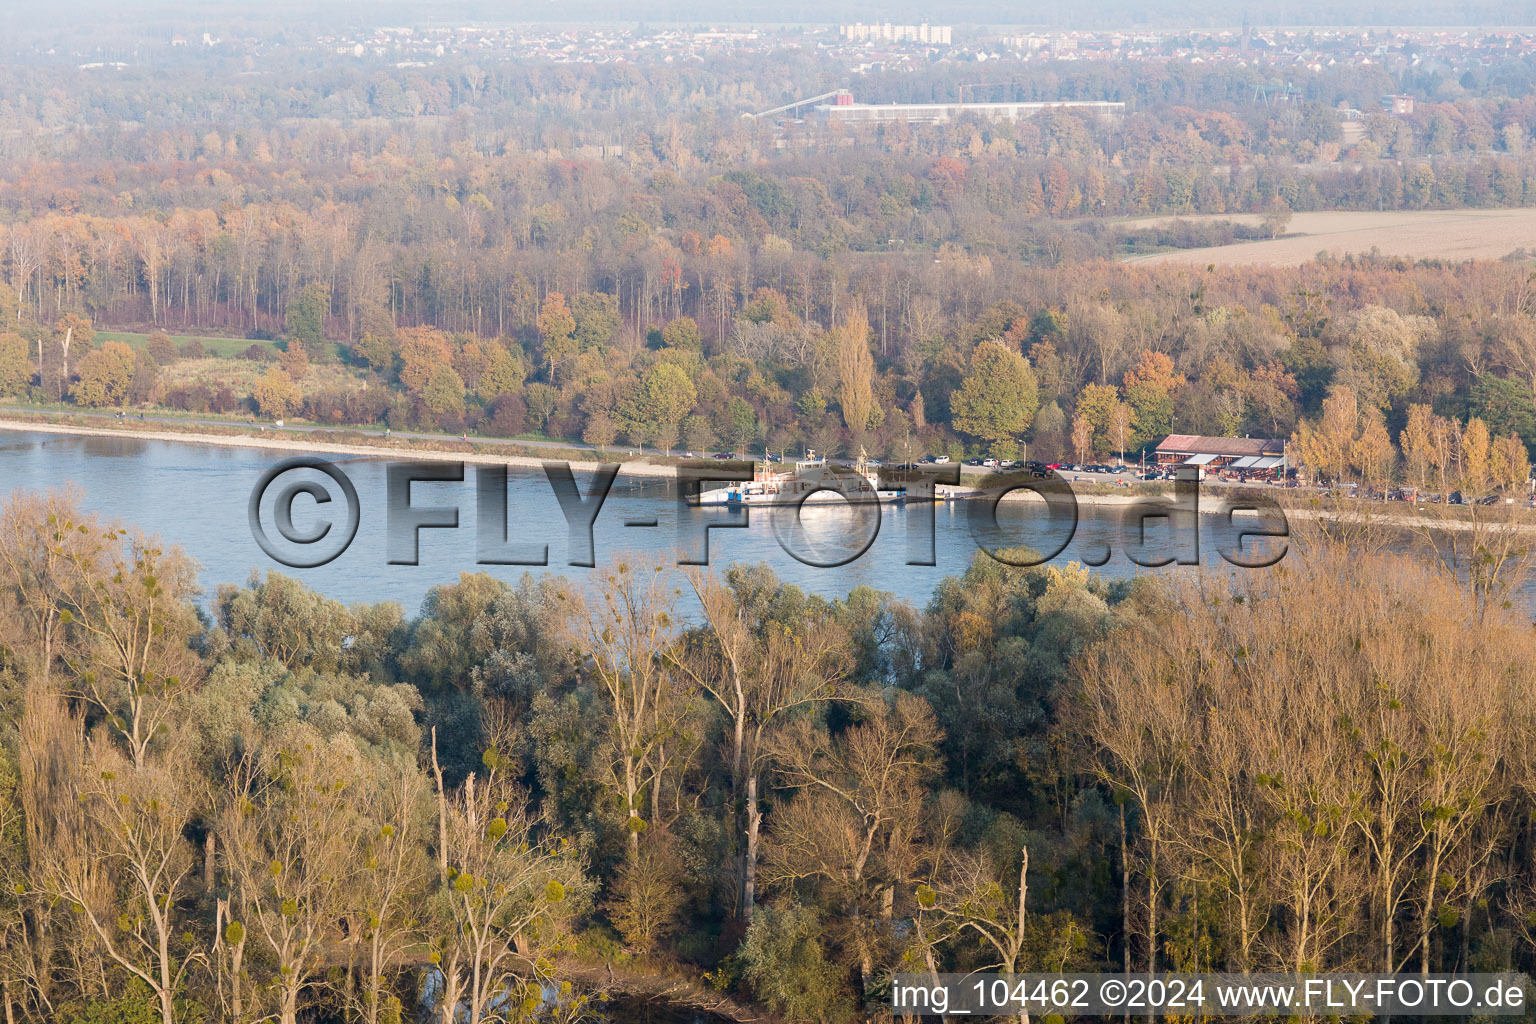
223,735,362,1024
681,568,850,918
345,756,432,1024
430,761,589,1024
567,558,688,863
764,691,942,991
35,740,203,1024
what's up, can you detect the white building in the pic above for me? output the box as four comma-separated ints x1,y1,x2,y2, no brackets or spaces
840,23,952,45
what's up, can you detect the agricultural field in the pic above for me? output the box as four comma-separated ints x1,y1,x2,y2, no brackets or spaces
1123,208,1536,267
155,354,364,399
96,331,279,358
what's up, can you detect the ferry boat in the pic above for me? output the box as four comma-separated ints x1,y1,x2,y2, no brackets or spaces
690,450,905,507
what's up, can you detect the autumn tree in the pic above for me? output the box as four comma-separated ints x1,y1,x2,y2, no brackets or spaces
1350,417,1396,493
397,327,453,397
71,340,135,407
834,300,876,436
253,367,302,419
345,757,432,1024
566,559,691,862
59,529,202,769
0,332,30,396
764,691,942,991
280,339,309,381
1121,349,1186,447
681,567,850,918
1292,385,1361,484
537,292,577,382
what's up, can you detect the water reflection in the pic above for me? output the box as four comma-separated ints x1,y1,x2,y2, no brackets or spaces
0,429,1286,616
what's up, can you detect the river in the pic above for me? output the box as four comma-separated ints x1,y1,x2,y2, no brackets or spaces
0,428,1285,615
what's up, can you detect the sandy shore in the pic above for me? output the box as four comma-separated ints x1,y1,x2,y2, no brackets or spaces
7,418,1526,532
0,417,681,478
0,417,1158,502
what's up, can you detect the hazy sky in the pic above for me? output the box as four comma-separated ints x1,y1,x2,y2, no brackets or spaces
5,0,1532,32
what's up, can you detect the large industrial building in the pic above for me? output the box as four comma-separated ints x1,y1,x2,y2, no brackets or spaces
813,95,1125,125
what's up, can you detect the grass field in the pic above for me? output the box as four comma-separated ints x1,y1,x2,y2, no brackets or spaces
1122,209,1536,267
97,331,279,358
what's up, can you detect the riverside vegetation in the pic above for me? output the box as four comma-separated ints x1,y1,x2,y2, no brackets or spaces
0,491,1533,1022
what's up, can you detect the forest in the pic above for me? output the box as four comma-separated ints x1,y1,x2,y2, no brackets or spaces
4,52,1536,486
0,485,1534,1023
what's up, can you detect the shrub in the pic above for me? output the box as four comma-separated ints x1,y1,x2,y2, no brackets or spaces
485,393,527,437
210,385,239,413
164,384,213,413
144,332,177,364
738,903,852,1022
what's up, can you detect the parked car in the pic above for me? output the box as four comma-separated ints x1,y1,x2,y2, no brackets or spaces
932,455,951,464
982,458,1000,468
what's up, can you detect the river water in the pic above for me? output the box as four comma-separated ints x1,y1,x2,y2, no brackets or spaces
0,429,1286,615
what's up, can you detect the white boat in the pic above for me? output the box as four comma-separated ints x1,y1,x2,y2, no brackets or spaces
690,450,905,507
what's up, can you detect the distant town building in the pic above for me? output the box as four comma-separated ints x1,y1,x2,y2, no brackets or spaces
840,23,952,45
1382,93,1416,115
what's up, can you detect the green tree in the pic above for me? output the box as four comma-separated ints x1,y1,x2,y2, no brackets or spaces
1469,374,1536,456
738,903,851,1022
476,348,526,401
1075,382,1120,452
722,397,758,455
642,362,696,437
570,292,621,352
285,284,329,345
0,332,31,396
421,364,466,417
661,316,702,351
952,341,1040,457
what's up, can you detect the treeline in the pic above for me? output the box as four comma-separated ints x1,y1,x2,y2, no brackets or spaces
7,48,1536,166
9,251,1536,475
1,491,1535,1022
